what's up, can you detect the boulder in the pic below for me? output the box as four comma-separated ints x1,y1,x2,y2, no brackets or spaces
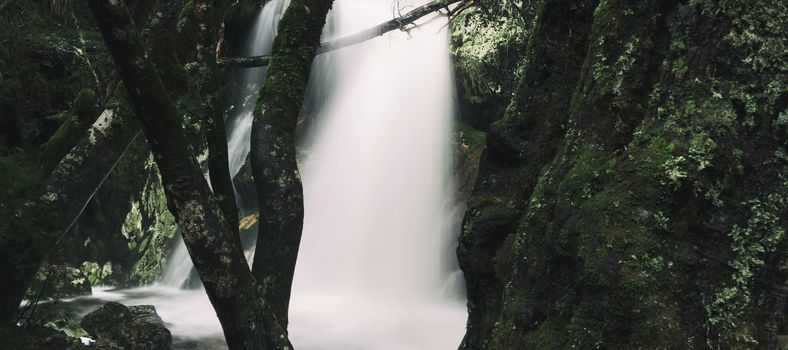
127,305,164,325
80,302,171,350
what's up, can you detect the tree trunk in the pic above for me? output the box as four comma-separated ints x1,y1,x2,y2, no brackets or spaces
0,0,189,326
459,0,787,348
250,0,333,327
0,105,142,325
458,0,598,347
86,1,291,349
193,0,241,231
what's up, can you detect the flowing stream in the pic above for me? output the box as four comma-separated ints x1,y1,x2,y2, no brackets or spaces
57,1,467,348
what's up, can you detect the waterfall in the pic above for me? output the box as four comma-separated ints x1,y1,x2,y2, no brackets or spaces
226,0,291,180
160,0,290,287
160,232,193,287
288,0,467,348
152,0,467,347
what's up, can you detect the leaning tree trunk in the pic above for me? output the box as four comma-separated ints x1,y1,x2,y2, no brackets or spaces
459,0,787,348
250,0,333,327
0,105,141,325
86,1,292,349
0,0,191,326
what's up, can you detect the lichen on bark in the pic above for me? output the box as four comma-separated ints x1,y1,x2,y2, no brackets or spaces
456,0,787,348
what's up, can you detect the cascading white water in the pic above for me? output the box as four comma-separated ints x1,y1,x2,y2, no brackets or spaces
161,0,291,287
160,232,192,287
62,1,467,348
226,0,291,179
288,0,467,348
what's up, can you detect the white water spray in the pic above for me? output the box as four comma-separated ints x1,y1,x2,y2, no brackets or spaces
161,0,291,287
226,0,291,179
288,0,466,348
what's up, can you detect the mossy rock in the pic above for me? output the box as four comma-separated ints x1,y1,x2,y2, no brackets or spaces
25,264,92,300
449,1,531,129
81,302,171,350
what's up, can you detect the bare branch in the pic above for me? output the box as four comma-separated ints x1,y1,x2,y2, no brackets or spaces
218,0,465,68
317,0,463,52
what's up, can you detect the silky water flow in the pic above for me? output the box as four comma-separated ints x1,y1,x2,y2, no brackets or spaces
51,1,467,348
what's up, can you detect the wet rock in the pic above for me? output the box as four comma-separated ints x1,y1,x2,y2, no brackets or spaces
80,302,171,350
127,305,164,325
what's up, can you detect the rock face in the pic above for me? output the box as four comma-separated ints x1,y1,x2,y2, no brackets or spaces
25,264,92,300
453,0,787,348
80,302,171,350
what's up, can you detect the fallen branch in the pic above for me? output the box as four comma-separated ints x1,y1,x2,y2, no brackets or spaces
218,0,465,68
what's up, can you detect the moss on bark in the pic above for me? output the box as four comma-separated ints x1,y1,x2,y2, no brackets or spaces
457,0,787,348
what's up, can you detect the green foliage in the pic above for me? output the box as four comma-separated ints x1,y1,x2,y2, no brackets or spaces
451,9,527,103
456,122,487,153
705,187,787,343
80,261,113,286
121,157,179,284
45,319,89,338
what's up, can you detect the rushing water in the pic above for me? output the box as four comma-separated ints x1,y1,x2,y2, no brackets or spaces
287,0,466,348
161,0,291,287
53,1,467,348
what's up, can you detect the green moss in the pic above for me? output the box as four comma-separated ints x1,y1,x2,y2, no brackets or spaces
459,0,787,348
80,261,113,286
449,3,530,128
125,157,179,284
457,122,487,153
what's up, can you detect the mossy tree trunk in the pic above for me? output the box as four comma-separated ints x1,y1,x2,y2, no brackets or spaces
0,1,189,326
85,1,295,349
249,0,333,327
193,0,241,232
0,104,142,325
0,0,195,326
459,0,787,348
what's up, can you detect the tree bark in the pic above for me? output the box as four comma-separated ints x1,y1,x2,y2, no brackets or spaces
458,1,599,347
40,89,102,172
459,0,787,347
218,0,462,68
250,0,333,327
193,0,241,231
86,1,291,348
